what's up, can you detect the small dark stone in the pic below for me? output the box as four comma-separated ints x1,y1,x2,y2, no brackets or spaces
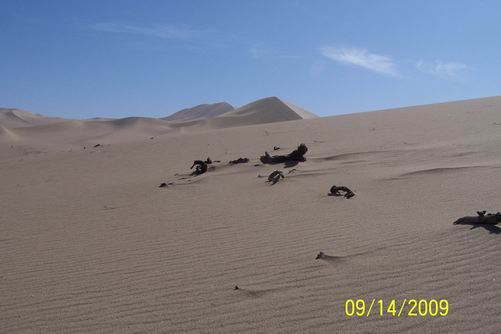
93,144,101,148
234,285,239,290
159,182,168,188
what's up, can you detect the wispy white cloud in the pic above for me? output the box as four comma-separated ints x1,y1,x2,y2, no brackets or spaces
321,46,399,77
91,22,208,40
416,60,468,80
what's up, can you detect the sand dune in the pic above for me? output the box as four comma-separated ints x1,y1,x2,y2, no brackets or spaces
164,96,317,130
163,102,234,122
212,96,317,124
1,96,501,333
0,97,315,147
0,108,64,128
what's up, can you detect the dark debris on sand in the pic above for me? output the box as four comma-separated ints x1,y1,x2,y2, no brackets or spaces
260,143,308,164
328,185,355,199
453,211,501,234
315,252,325,260
229,157,249,164
454,211,501,226
190,160,208,176
267,170,285,185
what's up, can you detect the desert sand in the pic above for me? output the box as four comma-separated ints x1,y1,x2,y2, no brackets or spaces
1,96,500,333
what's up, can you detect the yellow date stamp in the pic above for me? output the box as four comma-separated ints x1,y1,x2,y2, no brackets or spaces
345,299,449,317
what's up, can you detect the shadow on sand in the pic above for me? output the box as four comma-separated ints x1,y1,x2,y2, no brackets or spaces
453,216,501,234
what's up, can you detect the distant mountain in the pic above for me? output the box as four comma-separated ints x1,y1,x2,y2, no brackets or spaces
163,102,234,122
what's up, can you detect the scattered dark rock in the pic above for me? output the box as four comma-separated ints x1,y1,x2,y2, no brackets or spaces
273,146,280,151
287,169,297,174
159,182,168,188
328,185,355,199
315,252,325,260
234,285,239,290
150,137,155,140
93,144,101,148
267,170,285,185
229,157,249,164
205,157,212,164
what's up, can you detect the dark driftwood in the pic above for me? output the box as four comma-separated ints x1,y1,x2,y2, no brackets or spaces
328,185,355,199
454,211,501,226
229,157,249,164
190,160,208,176
260,144,308,164
267,170,285,185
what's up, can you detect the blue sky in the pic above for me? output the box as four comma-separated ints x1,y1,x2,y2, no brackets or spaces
1,0,501,118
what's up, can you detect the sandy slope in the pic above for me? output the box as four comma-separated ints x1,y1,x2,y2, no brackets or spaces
0,118,173,147
1,96,500,333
